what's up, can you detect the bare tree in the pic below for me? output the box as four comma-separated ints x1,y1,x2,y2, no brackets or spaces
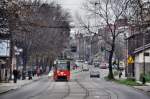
6,0,71,71
78,0,130,79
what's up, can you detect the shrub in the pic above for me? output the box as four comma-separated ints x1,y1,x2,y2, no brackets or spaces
115,78,142,86
140,73,150,82
127,77,136,81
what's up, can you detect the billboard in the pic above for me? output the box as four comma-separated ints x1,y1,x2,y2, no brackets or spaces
0,40,10,57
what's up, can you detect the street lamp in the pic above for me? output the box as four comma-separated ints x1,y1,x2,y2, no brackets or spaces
124,32,128,77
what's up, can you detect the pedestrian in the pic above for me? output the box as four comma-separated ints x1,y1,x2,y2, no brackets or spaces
28,70,32,80
13,69,18,83
33,70,36,77
37,68,40,77
18,70,21,80
119,70,122,79
22,70,26,80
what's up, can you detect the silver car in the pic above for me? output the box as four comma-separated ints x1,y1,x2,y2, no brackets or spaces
90,70,100,78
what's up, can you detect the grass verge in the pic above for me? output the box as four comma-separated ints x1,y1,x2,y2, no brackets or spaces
104,76,144,86
114,79,143,86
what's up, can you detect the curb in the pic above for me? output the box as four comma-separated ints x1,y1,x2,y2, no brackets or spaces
132,86,150,96
110,79,150,96
0,89,15,95
0,76,43,95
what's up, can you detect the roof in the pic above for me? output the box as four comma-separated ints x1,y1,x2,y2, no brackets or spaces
134,43,150,54
0,59,6,64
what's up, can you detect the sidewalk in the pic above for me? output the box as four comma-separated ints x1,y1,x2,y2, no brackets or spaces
114,70,150,95
133,81,150,95
0,76,43,94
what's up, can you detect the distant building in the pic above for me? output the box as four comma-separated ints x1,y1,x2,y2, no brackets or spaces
74,33,99,62
0,1,11,82
75,33,85,60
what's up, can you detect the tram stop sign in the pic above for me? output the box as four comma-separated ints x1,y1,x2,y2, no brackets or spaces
127,56,134,64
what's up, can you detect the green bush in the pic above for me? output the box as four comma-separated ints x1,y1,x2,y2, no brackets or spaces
140,73,150,82
127,77,136,81
140,73,144,82
145,73,150,82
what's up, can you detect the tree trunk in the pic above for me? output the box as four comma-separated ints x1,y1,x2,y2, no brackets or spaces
117,58,120,70
22,48,28,72
108,39,115,80
108,50,114,80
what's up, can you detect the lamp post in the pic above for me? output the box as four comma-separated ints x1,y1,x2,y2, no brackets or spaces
124,32,128,77
143,29,146,84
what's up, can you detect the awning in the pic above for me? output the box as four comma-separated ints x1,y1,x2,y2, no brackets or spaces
0,59,6,64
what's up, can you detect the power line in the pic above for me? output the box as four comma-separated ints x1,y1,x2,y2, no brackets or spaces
26,25,105,29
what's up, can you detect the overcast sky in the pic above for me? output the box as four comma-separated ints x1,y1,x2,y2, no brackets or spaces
57,0,87,34
48,0,86,19
47,0,87,35
59,0,85,14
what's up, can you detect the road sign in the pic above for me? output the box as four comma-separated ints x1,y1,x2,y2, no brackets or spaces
127,56,134,64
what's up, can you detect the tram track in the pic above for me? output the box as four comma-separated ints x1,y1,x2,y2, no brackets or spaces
75,79,90,99
30,80,70,99
91,79,119,99
27,78,55,99
75,71,118,99
60,79,90,99
61,81,70,99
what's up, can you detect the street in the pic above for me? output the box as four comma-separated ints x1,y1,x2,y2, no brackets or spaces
0,70,149,99
0,0,150,99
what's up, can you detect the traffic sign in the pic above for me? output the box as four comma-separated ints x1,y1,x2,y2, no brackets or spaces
127,56,134,64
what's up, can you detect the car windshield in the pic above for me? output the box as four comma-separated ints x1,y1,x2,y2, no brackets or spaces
91,71,99,73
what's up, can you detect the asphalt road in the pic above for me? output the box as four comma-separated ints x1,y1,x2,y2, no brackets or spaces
0,70,150,99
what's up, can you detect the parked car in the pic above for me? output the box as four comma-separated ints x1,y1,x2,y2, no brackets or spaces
100,63,108,69
90,70,100,78
94,63,99,68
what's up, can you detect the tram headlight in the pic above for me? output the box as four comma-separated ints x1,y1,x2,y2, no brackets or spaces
63,74,66,76
57,71,60,74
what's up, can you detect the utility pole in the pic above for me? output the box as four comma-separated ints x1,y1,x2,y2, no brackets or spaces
142,27,146,84
124,33,128,77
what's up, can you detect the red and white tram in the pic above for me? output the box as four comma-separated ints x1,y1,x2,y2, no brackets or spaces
53,59,70,81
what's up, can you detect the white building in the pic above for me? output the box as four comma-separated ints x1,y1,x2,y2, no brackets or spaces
134,44,150,81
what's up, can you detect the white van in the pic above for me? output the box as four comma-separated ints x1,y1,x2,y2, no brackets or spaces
82,63,89,71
